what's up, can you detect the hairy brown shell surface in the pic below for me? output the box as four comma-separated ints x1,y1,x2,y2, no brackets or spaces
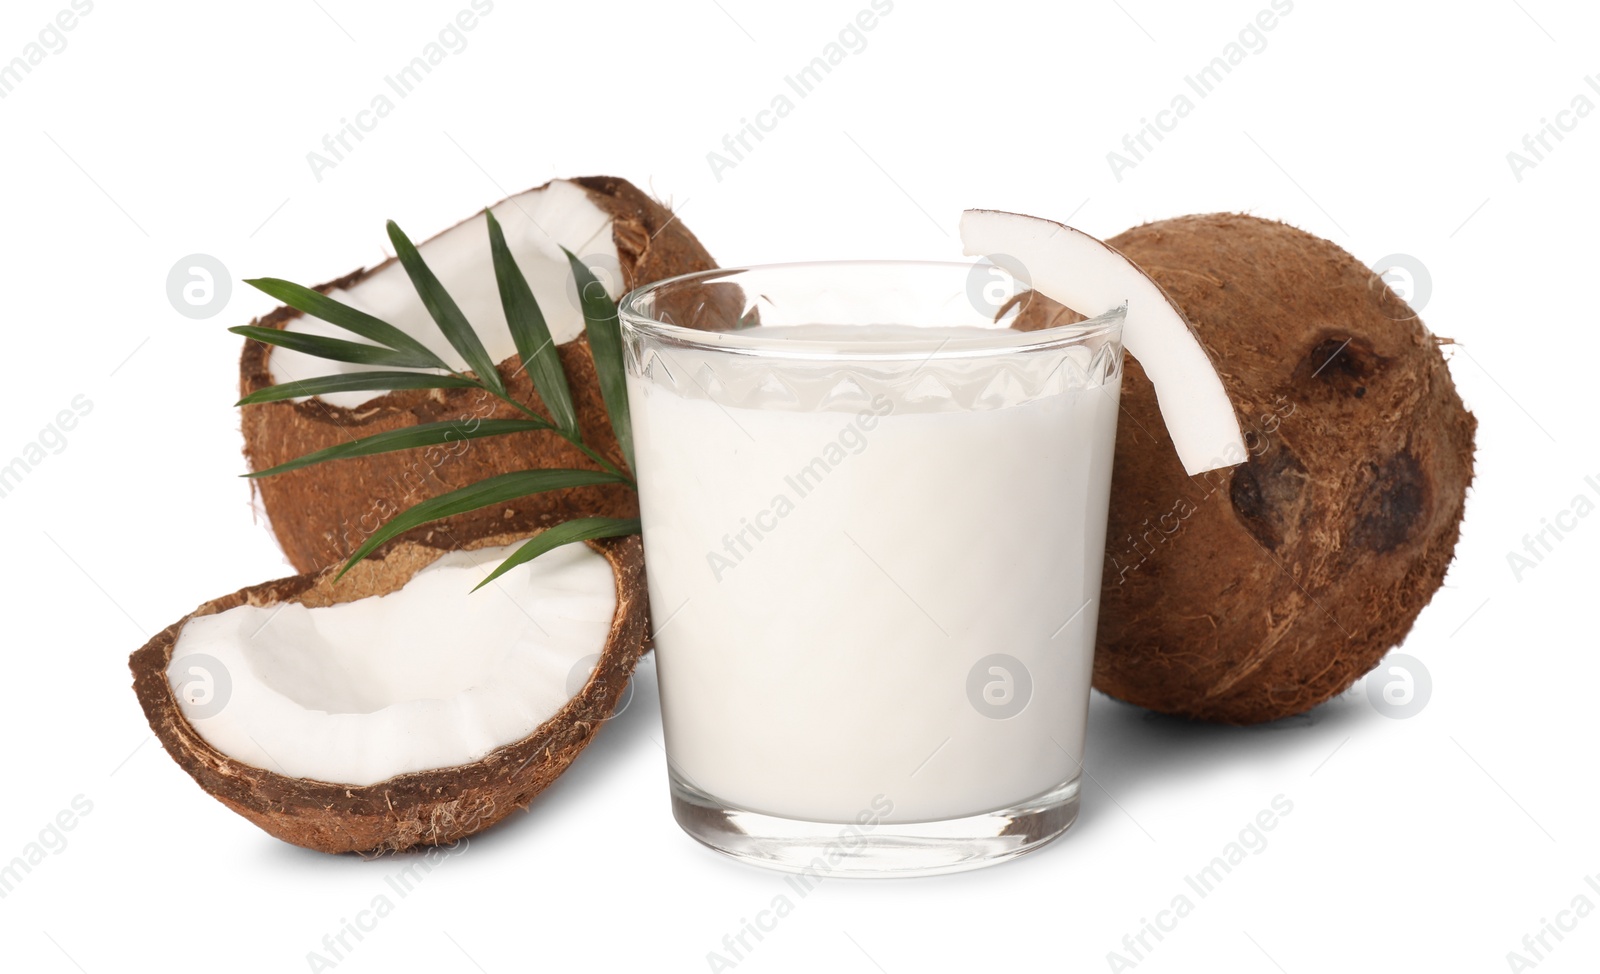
240,176,716,573
129,532,648,854
1091,213,1475,724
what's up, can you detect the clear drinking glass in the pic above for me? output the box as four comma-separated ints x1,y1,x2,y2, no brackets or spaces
619,261,1125,877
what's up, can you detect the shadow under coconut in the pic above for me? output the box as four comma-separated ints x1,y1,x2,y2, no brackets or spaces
424,653,669,861
858,690,1375,880
1078,686,1371,816
248,670,1370,871
488,653,667,845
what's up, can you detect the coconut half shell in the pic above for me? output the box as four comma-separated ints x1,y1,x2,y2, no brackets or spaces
241,176,717,573
1090,214,1475,724
129,533,648,854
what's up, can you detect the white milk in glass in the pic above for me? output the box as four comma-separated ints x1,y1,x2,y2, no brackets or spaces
629,324,1119,824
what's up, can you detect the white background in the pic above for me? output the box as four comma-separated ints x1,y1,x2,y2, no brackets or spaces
1,0,1595,971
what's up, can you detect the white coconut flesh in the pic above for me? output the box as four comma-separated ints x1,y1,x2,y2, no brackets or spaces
165,543,616,786
268,179,623,409
959,209,1246,475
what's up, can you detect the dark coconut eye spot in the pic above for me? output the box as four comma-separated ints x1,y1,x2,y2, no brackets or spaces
1229,440,1309,551
1295,335,1387,398
1350,451,1428,554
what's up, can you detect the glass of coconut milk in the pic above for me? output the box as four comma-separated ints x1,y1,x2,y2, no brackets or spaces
619,261,1124,876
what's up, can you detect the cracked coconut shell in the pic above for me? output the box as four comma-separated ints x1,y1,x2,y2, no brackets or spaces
1091,213,1475,724
129,533,649,854
240,176,717,573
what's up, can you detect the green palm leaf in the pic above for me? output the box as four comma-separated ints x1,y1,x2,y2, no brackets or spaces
246,419,549,479
244,278,447,368
237,371,478,406
562,247,632,470
339,469,629,576
230,326,440,369
473,517,642,591
388,220,506,395
485,209,578,436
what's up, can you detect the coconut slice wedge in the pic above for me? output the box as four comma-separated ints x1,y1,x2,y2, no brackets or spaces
242,176,718,573
959,208,1245,475
129,533,647,854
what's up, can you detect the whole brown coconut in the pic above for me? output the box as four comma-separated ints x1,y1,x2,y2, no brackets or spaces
129,533,648,854
241,176,717,573
1092,213,1475,724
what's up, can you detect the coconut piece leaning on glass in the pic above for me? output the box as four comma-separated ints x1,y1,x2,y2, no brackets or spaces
960,210,1474,724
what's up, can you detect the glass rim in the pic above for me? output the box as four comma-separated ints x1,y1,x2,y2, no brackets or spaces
616,260,1126,363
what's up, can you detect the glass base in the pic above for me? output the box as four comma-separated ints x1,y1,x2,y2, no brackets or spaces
669,770,1081,878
